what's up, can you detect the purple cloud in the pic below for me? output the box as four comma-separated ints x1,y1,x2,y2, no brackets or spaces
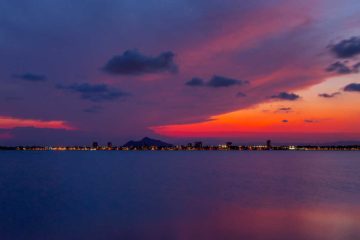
103,50,178,75
326,61,352,74
57,83,129,102
271,92,300,101
236,92,247,98
186,75,248,88
13,73,47,82
186,78,205,87
329,36,360,59
344,83,360,92
207,76,248,88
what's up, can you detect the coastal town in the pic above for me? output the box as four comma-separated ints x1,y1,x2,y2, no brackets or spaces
1,137,359,151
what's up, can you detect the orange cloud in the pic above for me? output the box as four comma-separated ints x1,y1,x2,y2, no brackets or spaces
0,116,75,130
151,90,360,140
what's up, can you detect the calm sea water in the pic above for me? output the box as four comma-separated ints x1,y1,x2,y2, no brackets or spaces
0,151,359,240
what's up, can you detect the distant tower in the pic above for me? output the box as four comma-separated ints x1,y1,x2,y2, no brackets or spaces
226,142,233,147
266,140,272,150
107,142,112,148
92,141,99,149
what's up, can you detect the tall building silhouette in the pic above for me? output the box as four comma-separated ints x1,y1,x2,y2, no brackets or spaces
266,140,272,149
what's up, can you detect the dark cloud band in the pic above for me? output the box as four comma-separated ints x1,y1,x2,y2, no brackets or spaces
103,50,178,75
13,73,47,82
318,92,341,98
186,78,205,87
326,61,352,74
186,75,248,88
344,83,360,92
270,92,300,101
329,36,360,59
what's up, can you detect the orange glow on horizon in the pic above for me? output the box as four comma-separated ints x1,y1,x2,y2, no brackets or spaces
151,78,360,140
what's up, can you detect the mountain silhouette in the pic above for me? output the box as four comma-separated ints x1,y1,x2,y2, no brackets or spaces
123,137,173,148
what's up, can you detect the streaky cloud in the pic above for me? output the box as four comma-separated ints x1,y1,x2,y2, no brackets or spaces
318,92,341,98
83,105,103,113
57,83,129,102
276,107,292,113
0,115,73,130
304,119,319,123
13,73,47,82
236,92,247,97
185,77,205,87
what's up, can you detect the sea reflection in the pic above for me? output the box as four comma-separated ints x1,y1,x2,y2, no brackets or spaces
112,206,360,240
0,151,359,240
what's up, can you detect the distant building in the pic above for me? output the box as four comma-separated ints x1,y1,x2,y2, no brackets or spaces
219,144,227,149
266,140,272,149
107,142,112,148
186,143,193,150
194,141,203,149
92,141,99,149
226,142,232,147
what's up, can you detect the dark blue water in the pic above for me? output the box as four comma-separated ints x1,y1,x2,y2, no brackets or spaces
0,151,359,240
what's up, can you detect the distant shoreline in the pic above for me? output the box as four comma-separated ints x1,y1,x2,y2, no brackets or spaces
1,146,360,151
3,137,360,151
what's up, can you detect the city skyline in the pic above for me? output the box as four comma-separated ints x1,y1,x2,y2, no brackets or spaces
1,136,360,151
1,0,360,145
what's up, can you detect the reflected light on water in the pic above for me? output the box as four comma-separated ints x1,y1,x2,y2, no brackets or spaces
114,206,360,240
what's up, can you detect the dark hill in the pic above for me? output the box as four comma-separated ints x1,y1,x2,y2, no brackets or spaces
123,137,173,148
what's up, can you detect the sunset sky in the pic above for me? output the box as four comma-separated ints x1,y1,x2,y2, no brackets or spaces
1,0,360,145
